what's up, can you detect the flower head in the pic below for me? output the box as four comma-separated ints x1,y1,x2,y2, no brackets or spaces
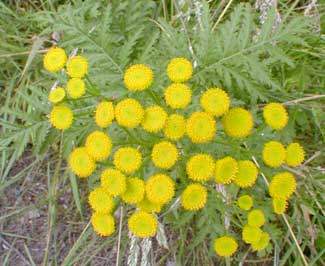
214,236,238,257
151,141,178,169
164,83,192,109
263,102,288,130
115,98,144,128
251,232,270,251
66,55,88,78
222,107,254,138
186,111,216,143
43,47,67,72
121,177,145,204
181,183,207,211
128,211,158,238
146,174,175,204
214,156,238,185
101,168,126,196
200,88,230,117
233,160,258,188
167,57,193,82
66,78,86,99
89,187,114,213
286,142,305,167
242,225,262,244
163,114,186,141
85,131,112,161
137,196,162,213
248,209,265,227
95,101,114,128
113,147,142,174
186,154,214,182
69,147,96,178
49,104,73,130
262,141,286,168
48,87,65,104
91,212,115,237
272,198,288,214
124,64,153,91
269,172,296,199
237,195,253,211
141,105,167,133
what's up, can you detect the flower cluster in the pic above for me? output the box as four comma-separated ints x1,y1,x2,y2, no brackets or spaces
43,48,306,258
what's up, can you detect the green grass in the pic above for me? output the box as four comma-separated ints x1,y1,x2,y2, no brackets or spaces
0,0,325,265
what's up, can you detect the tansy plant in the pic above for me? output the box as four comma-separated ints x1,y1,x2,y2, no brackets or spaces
43,45,306,259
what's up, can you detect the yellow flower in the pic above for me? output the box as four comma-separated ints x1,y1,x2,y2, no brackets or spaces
91,212,115,237
66,78,86,99
101,168,126,196
115,98,144,128
163,114,186,141
164,83,192,109
137,196,162,213
186,111,216,143
95,101,114,128
124,64,153,91
237,195,253,211
214,236,238,257
146,174,175,204
66,55,88,78
263,102,288,130
85,131,112,161
49,104,73,130
113,147,142,174
128,211,158,238
286,142,305,167
88,187,114,213
69,147,96,178
48,87,65,104
121,177,145,204
200,88,230,117
186,154,215,182
222,107,254,138
141,105,167,133
272,198,288,214
251,232,270,251
233,160,258,188
43,47,67,72
181,183,207,211
248,209,265,227
151,141,178,169
242,225,262,244
269,172,296,199
167,57,193,82
262,141,286,168
214,156,238,185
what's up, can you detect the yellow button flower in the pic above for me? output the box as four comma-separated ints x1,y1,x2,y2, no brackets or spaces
242,225,262,244
151,141,178,169
164,83,192,109
69,147,96,178
214,156,238,185
95,101,114,128
115,98,144,128
200,88,230,117
85,131,112,161
222,107,254,138
101,168,126,196
163,114,186,141
124,64,153,91
137,195,163,213
66,78,86,99
167,57,193,82
43,47,67,72
88,187,114,213
186,154,215,182
181,183,207,211
48,87,66,104
285,142,305,167
263,102,288,130
262,141,286,168
237,195,253,211
128,211,158,238
66,55,88,78
251,232,270,251
248,209,265,227
233,160,258,188
49,104,73,130
91,212,115,237
121,177,145,204
113,147,142,174
146,174,175,204
272,198,288,214
186,111,216,143
269,172,296,199
141,105,167,133
214,236,238,257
